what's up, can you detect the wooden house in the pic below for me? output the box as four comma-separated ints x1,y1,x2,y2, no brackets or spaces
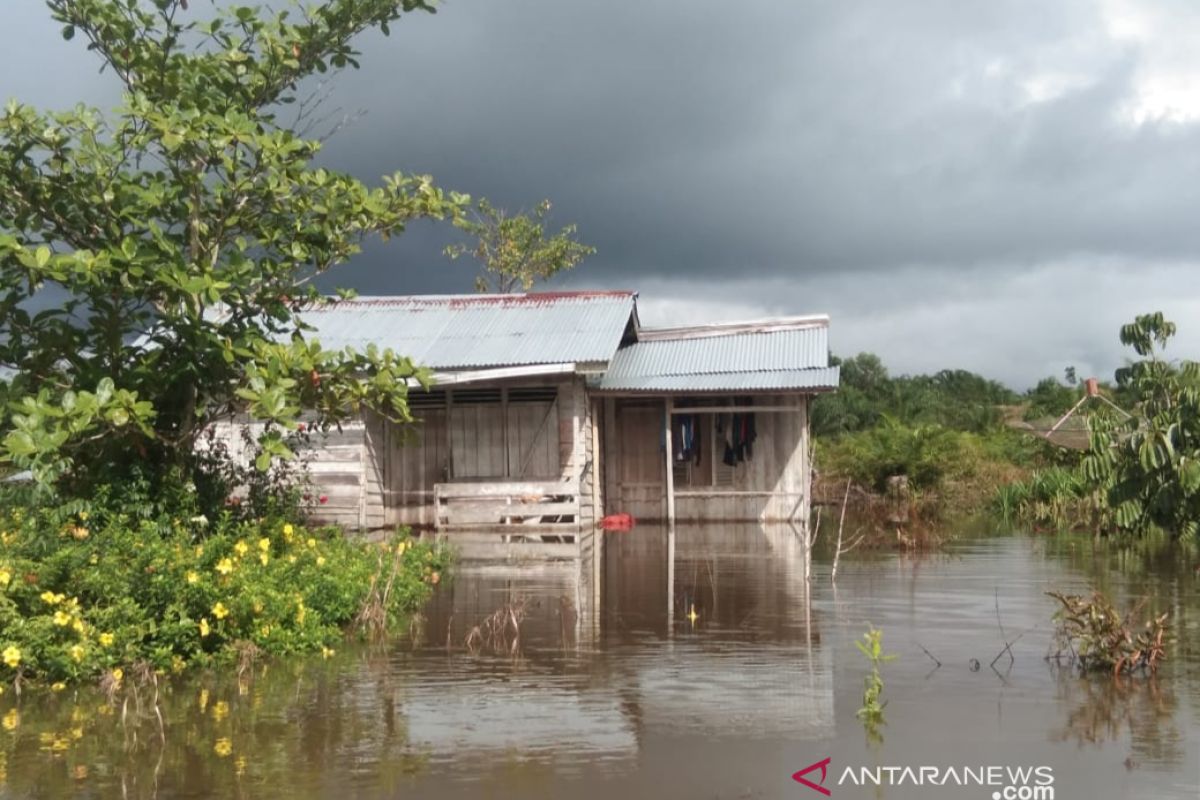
217,291,838,555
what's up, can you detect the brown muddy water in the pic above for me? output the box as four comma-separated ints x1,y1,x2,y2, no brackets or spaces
1,525,1198,799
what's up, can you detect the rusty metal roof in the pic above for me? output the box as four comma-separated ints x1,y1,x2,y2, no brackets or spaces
597,319,838,393
298,292,636,369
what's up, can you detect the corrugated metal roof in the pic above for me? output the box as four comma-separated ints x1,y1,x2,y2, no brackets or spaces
297,292,635,369
598,367,840,393
598,323,837,393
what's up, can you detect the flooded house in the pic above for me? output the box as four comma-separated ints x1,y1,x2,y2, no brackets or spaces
267,291,839,549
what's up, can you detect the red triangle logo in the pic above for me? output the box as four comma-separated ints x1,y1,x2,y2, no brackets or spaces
792,757,832,796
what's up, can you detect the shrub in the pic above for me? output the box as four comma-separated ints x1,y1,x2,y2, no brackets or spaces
819,416,965,492
0,483,448,687
1047,591,1169,675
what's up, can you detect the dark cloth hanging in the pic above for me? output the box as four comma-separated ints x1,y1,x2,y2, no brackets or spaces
672,413,703,463
720,410,757,466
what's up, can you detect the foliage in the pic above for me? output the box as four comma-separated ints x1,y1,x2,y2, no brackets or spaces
1047,590,1169,675
0,0,467,492
1023,375,1081,422
993,467,1106,531
854,625,895,736
0,482,448,687
819,416,972,492
1081,313,1200,538
444,198,595,293
812,353,1018,437
1003,313,1200,538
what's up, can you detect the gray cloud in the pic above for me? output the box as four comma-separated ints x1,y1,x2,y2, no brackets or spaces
5,0,1200,387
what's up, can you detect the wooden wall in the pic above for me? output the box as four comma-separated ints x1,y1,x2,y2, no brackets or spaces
207,415,372,530
382,377,591,531
602,395,811,523
603,400,666,521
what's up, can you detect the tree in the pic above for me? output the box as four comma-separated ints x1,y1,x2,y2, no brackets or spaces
1082,313,1200,538
0,1,467,490
444,198,595,293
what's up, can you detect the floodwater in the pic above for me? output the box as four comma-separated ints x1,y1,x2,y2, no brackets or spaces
1,524,1198,799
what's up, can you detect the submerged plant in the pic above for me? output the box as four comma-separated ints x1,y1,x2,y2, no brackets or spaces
1047,590,1169,675
855,625,896,735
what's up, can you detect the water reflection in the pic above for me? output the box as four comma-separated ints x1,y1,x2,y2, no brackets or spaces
0,527,1198,799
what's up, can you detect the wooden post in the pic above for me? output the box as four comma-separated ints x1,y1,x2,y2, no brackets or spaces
664,397,675,525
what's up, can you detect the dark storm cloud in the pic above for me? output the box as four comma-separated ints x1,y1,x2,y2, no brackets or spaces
5,0,1200,385
313,0,1200,289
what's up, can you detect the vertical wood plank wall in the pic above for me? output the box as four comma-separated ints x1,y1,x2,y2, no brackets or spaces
603,395,811,523
207,415,370,530
383,378,584,529
214,388,812,532
604,399,667,521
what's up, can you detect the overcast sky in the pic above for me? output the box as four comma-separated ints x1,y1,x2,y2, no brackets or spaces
6,0,1200,388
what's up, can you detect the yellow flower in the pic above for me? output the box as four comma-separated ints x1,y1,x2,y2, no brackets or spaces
69,644,84,663
234,540,249,557
186,571,200,584
111,668,123,684
212,602,229,620
195,544,204,556
259,552,269,566
53,610,72,627
198,688,209,711
199,618,211,637
2,709,19,731
99,632,114,647
71,526,89,540
258,537,271,552
212,700,229,721
3,645,20,668
215,558,234,575
51,682,66,692
78,511,88,521
213,737,233,757
306,538,316,549
260,625,271,637
0,568,10,587
72,617,85,634
171,655,186,673
321,646,335,659
316,556,326,567
40,590,62,605
287,555,297,564
282,523,294,538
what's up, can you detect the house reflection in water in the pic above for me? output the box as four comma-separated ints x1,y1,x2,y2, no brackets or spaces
407,524,832,766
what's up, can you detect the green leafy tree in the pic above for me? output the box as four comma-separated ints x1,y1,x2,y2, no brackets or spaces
1082,312,1200,538
444,198,595,293
0,0,467,489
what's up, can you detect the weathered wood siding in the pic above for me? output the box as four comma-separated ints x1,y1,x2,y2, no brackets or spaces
603,395,811,523
604,399,667,521
380,378,586,532
207,415,371,530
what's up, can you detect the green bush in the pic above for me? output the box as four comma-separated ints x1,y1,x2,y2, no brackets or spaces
818,416,966,491
0,483,447,687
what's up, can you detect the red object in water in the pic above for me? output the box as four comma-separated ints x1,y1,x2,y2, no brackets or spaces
601,513,635,531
